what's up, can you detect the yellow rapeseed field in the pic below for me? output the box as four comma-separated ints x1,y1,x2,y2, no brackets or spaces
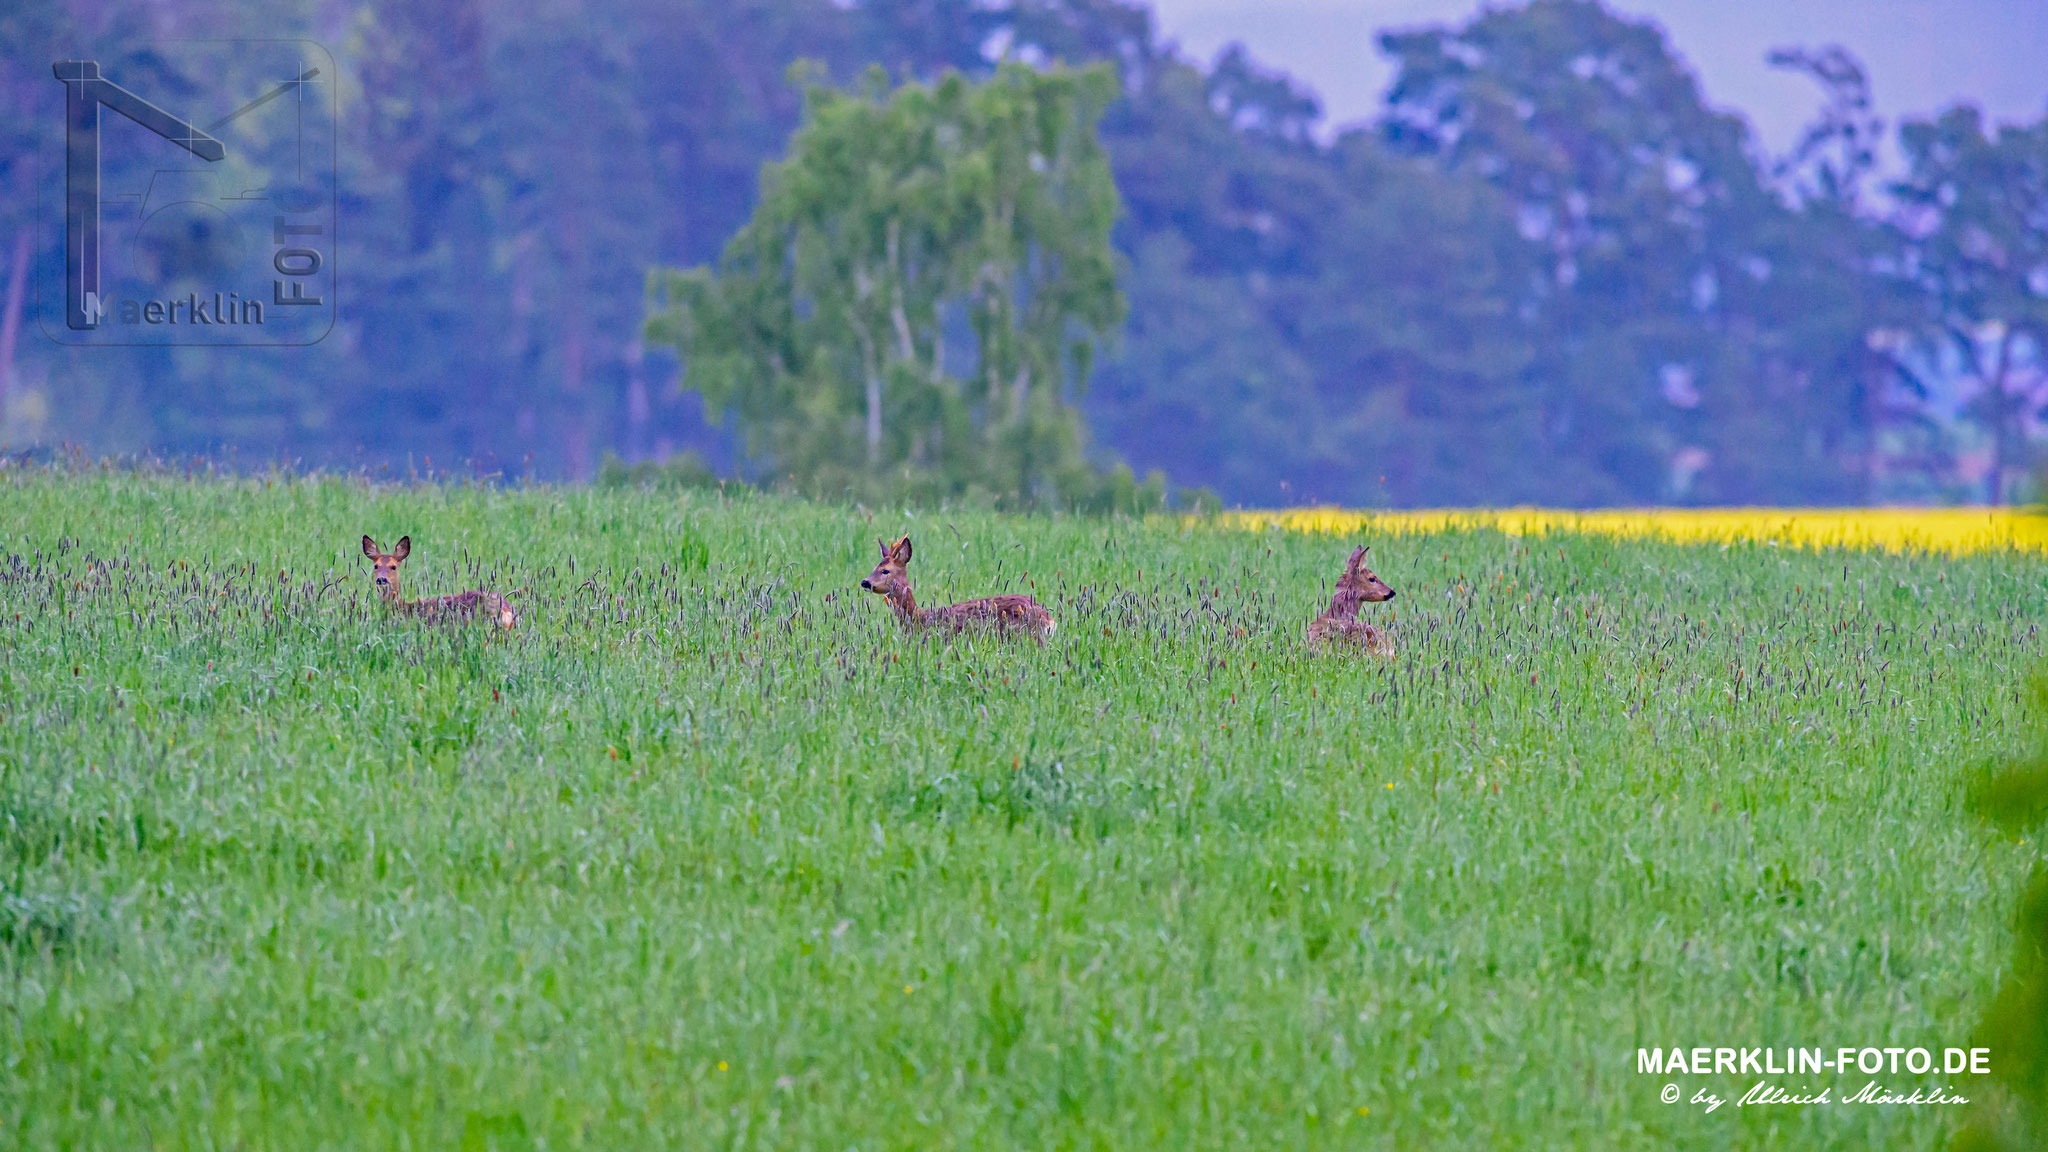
1217,506,2048,557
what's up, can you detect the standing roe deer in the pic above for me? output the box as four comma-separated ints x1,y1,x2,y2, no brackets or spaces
1305,545,1395,655
860,535,1056,639
362,535,518,629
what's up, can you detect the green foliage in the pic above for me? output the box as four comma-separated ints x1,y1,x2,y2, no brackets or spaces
647,62,1127,509
2,465,2044,1146
1958,682,2048,1150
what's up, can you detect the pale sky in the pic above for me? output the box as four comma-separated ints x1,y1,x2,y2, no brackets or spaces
1144,0,2048,154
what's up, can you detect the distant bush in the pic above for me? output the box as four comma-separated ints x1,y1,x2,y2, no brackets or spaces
596,451,724,492
598,449,1215,518
1063,462,1217,517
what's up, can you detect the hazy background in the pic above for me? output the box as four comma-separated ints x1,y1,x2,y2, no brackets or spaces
1149,0,2048,152
1,0,2044,507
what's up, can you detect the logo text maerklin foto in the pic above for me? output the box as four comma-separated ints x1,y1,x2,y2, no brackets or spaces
42,42,336,346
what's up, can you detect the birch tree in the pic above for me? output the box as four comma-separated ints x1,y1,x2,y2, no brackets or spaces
646,61,1125,504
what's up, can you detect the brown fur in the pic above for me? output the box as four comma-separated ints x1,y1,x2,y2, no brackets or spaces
1304,545,1395,655
362,535,518,629
860,535,1056,639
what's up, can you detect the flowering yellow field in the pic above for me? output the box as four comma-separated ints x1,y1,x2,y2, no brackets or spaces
1218,507,2048,557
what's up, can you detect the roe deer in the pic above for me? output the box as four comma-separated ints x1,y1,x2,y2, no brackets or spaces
1305,545,1395,655
860,535,1056,639
362,535,518,629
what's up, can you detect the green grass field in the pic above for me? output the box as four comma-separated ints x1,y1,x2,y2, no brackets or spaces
1,466,2041,1148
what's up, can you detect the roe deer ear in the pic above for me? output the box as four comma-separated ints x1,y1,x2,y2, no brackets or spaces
1346,545,1369,572
877,537,890,556
362,535,380,559
393,535,412,562
892,535,912,562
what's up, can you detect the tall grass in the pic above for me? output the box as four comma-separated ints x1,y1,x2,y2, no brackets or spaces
1,465,2041,1148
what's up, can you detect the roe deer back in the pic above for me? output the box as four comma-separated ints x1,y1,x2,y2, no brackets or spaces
362,534,518,629
859,535,1055,639
1304,545,1394,655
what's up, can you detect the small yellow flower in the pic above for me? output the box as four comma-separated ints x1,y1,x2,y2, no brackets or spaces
903,984,915,994
1385,782,1394,790
717,1061,728,1071
1357,1106,1370,1116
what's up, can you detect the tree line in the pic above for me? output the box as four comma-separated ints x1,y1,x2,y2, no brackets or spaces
0,0,2042,506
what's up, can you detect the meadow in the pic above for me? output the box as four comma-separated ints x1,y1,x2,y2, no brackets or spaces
1,464,2043,1149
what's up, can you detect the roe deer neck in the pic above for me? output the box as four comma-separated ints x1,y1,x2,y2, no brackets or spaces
885,583,922,626
1323,587,1370,620
380,586,432,614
